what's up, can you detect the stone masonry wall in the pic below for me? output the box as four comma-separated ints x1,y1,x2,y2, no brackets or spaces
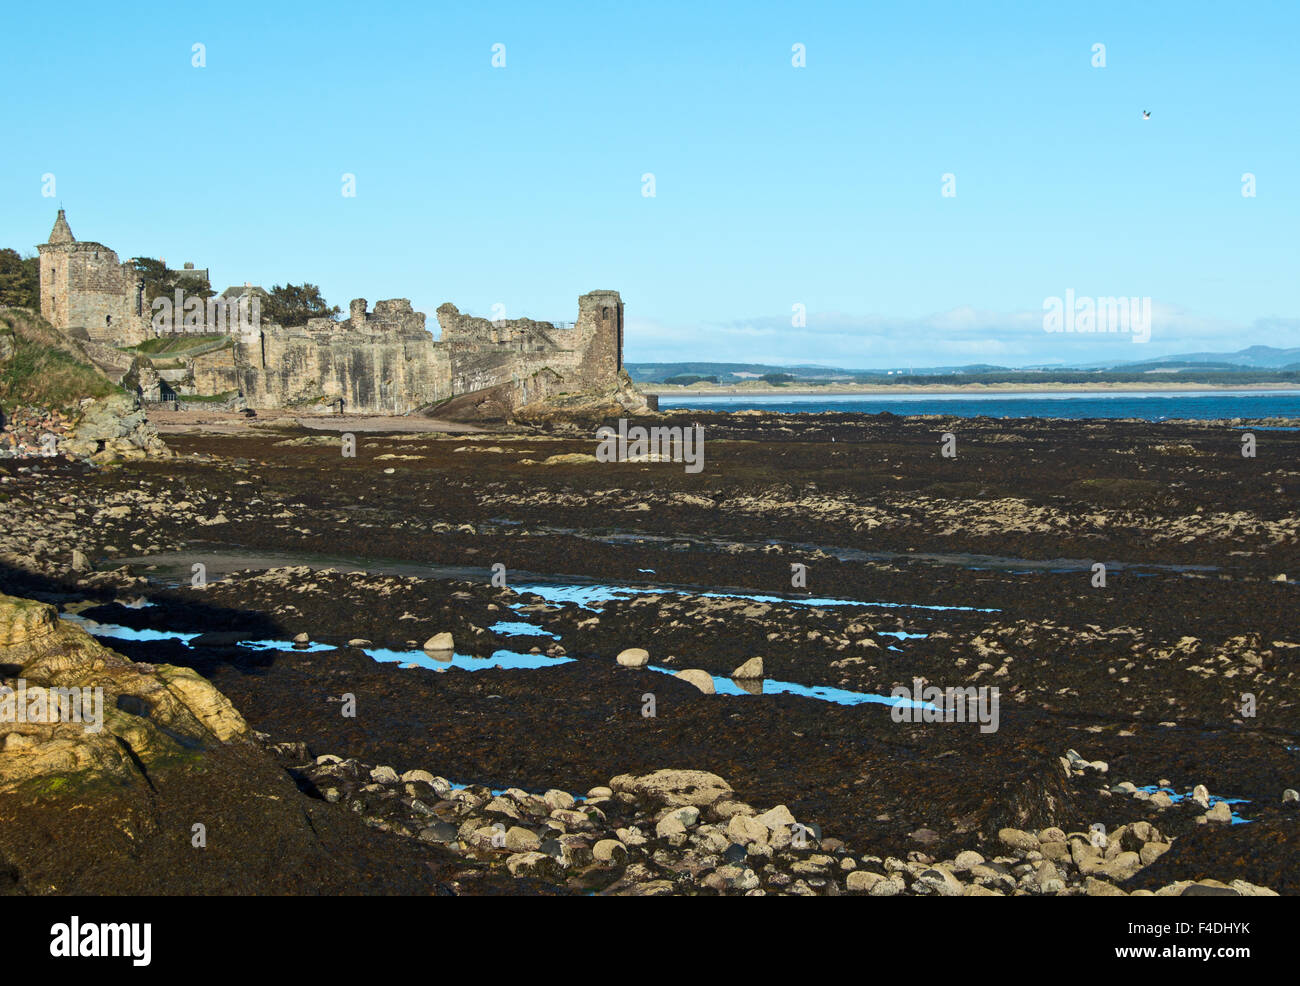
38,212,628,415
200,299,453,414
434,290,623,410
38,212,152,347
64,247,148,345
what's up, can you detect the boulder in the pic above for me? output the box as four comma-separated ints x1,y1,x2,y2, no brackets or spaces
616,647,650,668
674,669,715,694
0,591,248,792
505,851,560,880
592,838,628,864
726,813,769,846
1204,801,1232,823
504,826,542,852
65,393,170,460
846,870,887,892
997,827,1040,853
609,768,733,807
756,804,796,831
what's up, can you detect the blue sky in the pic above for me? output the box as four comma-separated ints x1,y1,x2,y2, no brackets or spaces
2,0,1296,368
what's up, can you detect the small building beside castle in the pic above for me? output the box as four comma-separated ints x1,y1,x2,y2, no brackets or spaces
35,210,640,415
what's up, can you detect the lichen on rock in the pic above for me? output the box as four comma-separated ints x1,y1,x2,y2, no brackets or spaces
0,592,246,792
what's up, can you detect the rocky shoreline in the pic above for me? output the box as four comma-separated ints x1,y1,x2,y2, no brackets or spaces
270,743,1281,896
0,394,170,463
0,409,1295,895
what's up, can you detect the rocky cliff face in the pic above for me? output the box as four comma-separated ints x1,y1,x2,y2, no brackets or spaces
0,592,247,793
0,590,538,894
1,308,171,462
511,369,658,422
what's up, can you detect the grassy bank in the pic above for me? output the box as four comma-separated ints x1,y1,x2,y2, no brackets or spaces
0,307,118,414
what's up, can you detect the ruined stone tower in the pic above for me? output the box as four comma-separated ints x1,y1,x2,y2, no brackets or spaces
575,289,624,381
434,290,625,408
37,210,152,345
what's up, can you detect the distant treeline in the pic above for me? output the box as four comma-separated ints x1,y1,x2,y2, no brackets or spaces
662,374,720,385
858,370,1300,386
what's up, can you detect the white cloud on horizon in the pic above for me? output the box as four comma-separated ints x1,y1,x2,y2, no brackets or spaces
625,305,1300,368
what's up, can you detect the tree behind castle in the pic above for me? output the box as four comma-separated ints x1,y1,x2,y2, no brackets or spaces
130,257,215,306
0,249,40,308
260,284,341,327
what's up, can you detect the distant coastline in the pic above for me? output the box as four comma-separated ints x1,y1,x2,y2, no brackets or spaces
645,381,1300,398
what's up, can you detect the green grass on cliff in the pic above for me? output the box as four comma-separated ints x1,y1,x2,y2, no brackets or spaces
0,307,119,414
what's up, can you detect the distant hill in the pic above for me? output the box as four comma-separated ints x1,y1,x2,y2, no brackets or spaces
1136,345,1300,369
1059,346,1300,372
630,346,1300,382
626,362,1011,383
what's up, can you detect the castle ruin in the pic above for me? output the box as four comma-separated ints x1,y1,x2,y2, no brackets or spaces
37,210,641,416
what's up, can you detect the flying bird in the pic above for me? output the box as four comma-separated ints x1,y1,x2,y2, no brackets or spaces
1142,110,1151,120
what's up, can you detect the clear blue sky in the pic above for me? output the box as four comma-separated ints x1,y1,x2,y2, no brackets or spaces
3,0,1296,368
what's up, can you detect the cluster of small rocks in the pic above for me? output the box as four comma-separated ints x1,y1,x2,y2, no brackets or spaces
271,747,1278,896
615,646,761,694
282,756,857,895
985,823,1276,896
0,395,170,464
1064,747,1296,824
1108,779,1234,824
0,405,73,458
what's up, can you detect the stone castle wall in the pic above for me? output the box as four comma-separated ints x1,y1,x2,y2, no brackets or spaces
435,290,623,408
36,212,627,415
226,299,454,413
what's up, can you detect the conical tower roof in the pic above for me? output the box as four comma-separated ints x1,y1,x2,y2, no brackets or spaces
47,209,75,245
